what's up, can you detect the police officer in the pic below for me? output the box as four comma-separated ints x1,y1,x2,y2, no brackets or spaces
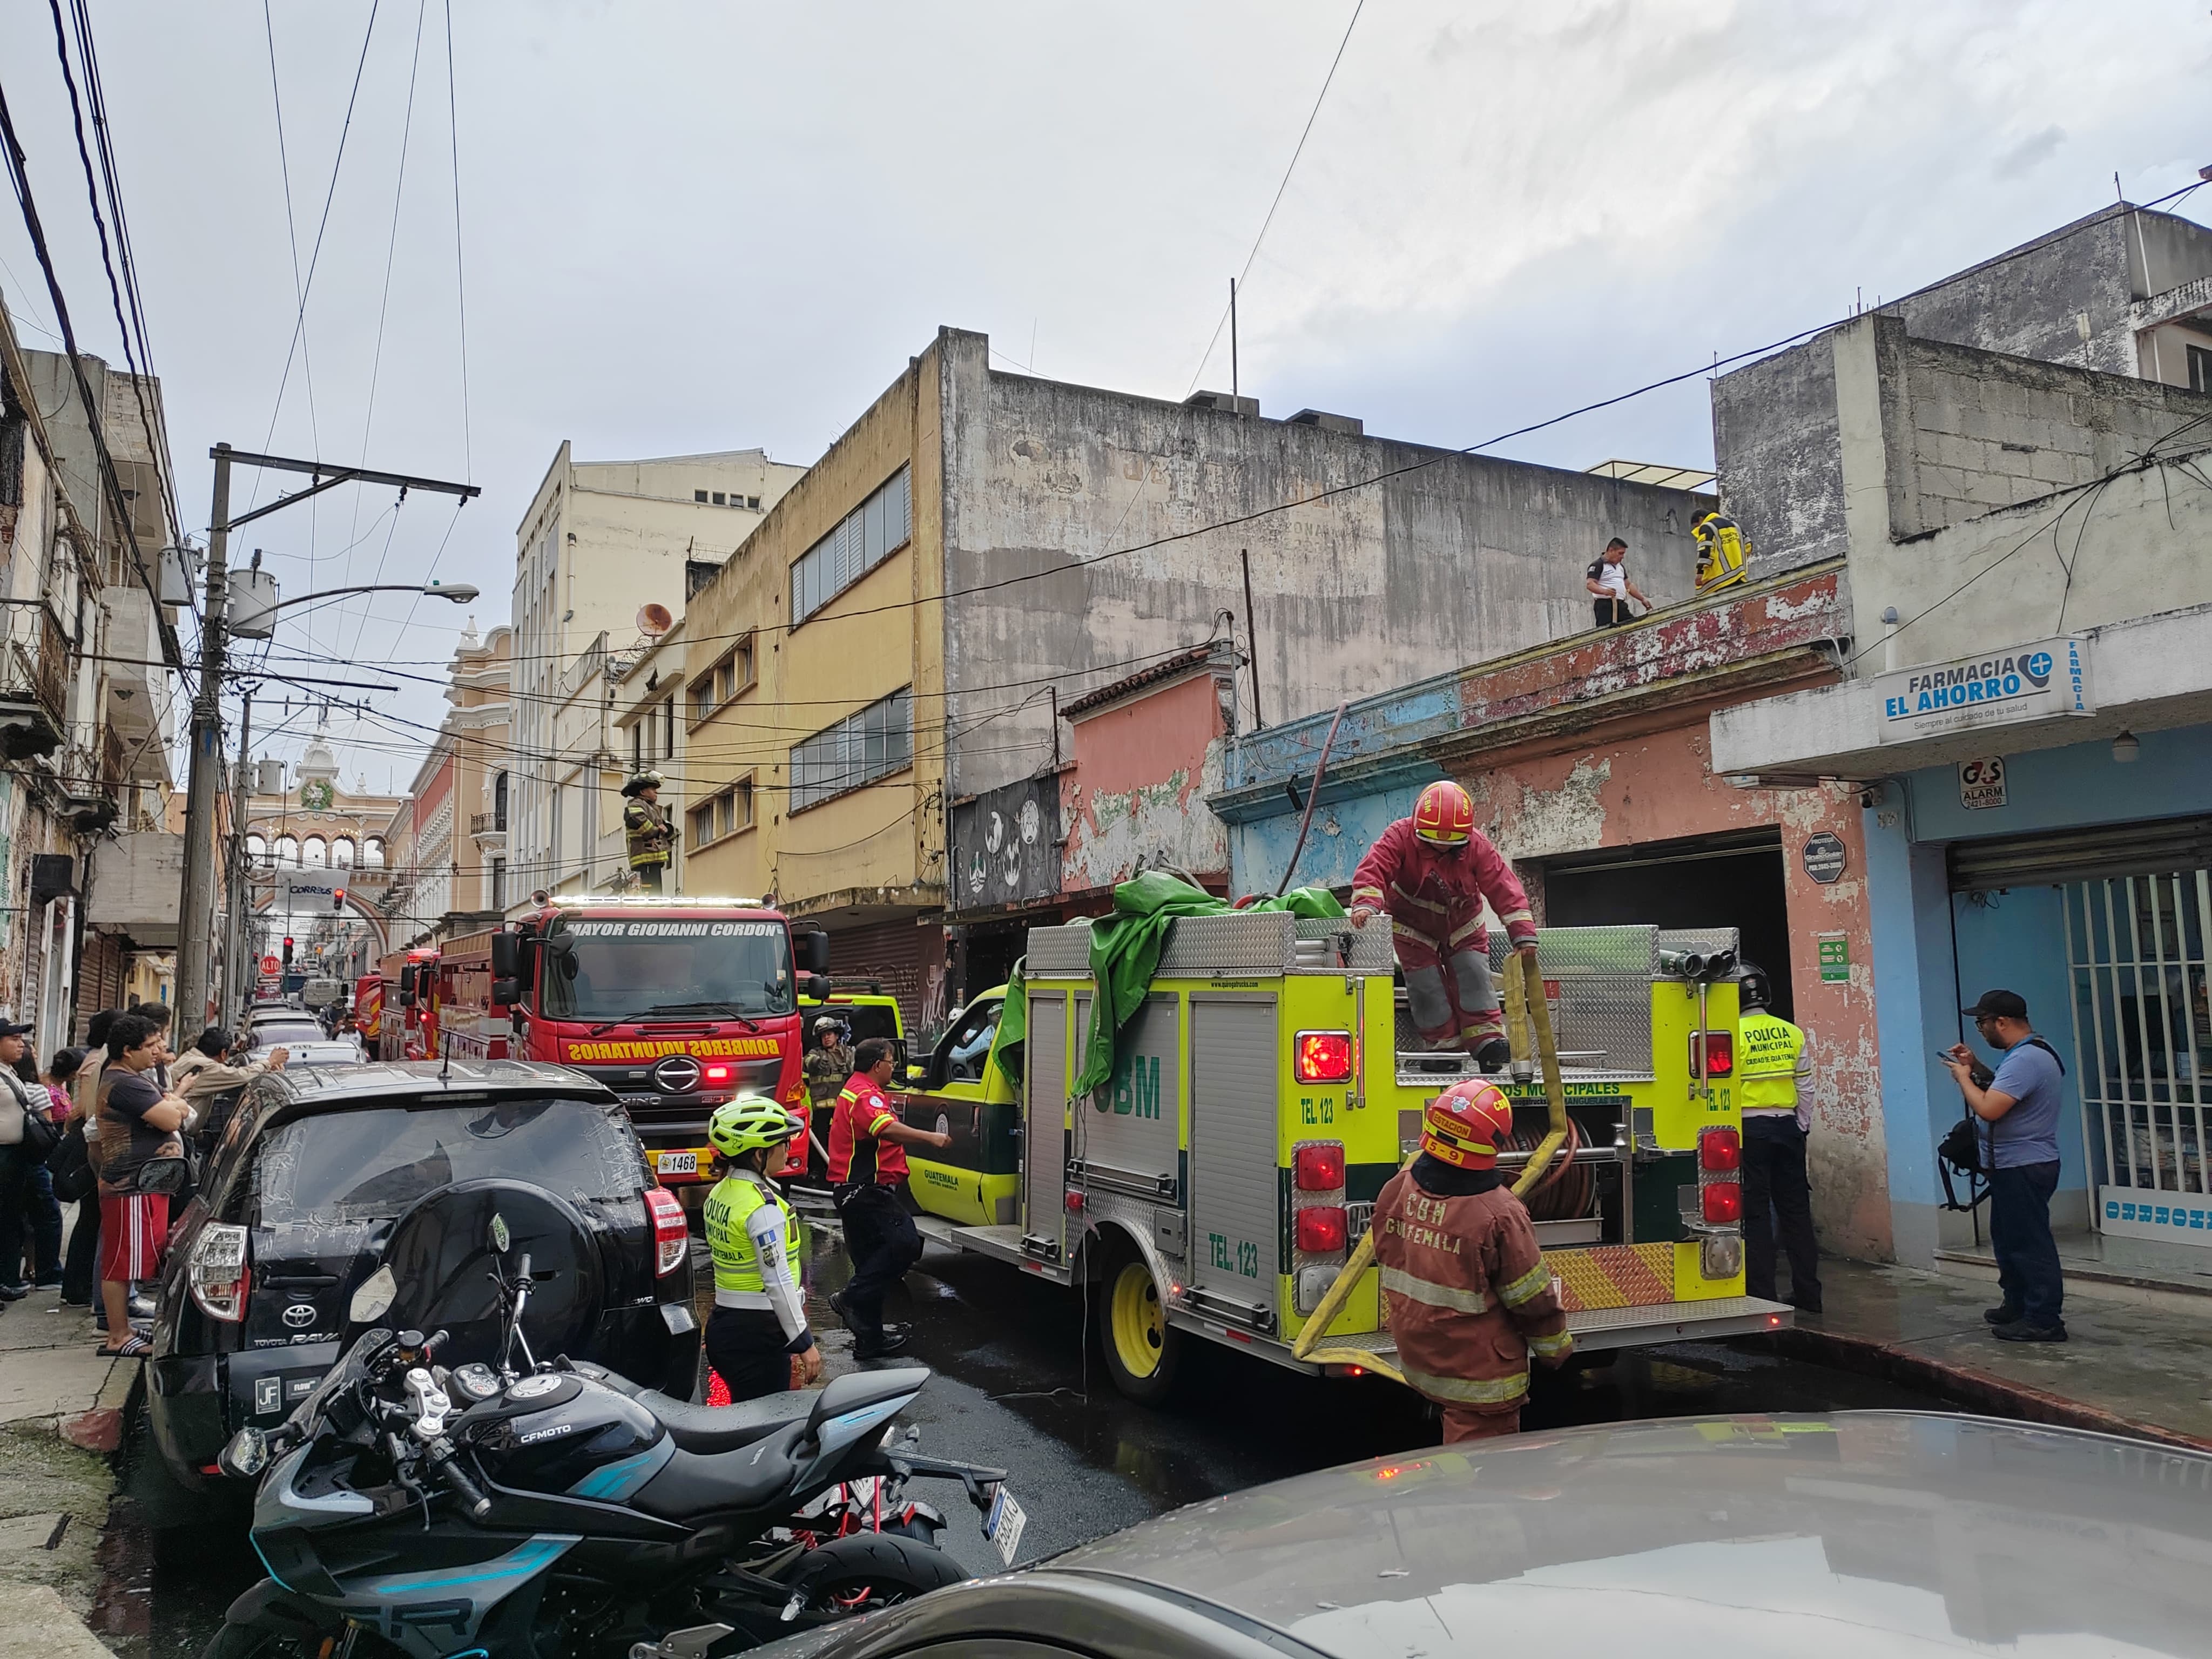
702,1095,820,1401
621,771,674,893
825,1037,949,1359
1736,961,1822,1314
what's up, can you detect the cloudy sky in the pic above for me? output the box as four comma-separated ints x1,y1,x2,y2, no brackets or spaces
1,0,2206,785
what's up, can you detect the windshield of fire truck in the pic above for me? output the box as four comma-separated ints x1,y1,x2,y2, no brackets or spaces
539,916,794,1022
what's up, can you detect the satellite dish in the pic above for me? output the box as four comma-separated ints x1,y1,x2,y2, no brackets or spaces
636,603,674,638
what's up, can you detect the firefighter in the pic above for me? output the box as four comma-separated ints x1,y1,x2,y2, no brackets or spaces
1348,780,1537,1069
824,1036,950,1360
621,771,675,893
1736,961,1822,1314
1373,1079,1573,1442
804,1015,854,1160
702,1095,821,1400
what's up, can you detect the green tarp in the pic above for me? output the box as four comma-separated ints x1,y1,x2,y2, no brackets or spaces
1070,872,1344,1095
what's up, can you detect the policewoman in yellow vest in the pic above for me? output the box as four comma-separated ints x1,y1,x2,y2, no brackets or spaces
1736,962,1822,1315
702,1095,821,1400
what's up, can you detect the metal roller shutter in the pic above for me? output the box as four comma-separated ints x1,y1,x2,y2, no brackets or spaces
1948,815,2212,892
821,916,942,1033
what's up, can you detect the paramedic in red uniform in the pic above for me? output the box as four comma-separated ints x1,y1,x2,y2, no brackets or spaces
825,1037,950,1360
1349,780,1537,1071
1373,1079,1574,1441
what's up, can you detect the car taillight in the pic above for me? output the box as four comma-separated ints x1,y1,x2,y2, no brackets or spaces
645,1188,689,1277
1699,1126,1742,1171
701,1062,733,1085
1693,1031,1734,1076
1296,1206,1348,1253
1293,1142,1346,1191
188,1223,251,1322
1293,1030,1353,1084
1702,1182,1743,1224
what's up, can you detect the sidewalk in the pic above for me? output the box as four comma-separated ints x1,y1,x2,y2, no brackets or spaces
0,1285,135,1658
1781,1257,2212,1451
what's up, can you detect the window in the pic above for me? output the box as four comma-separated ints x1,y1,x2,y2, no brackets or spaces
712,491,726,505
332,838,355,868
694,489,709,502
363,837,385,869
789,689,912,811
275,834,300,867
246,833,267,864
747,496,760,510
690,639,753,723
630,721,643,772
790,467,911,625
659,697,675,760
490,857,507,909
690,778,753,847
690,675,714,724
302,836,327,868
2191,344,2212,396
493,771,508,829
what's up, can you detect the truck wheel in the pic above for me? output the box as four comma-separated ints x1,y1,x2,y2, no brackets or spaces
1097,1254,1181,1404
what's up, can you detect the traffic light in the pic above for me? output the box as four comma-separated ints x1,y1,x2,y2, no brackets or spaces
282,936,295,967
331,886,346,912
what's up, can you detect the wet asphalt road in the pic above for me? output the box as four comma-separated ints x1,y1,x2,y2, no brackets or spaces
121,1221,1957,1656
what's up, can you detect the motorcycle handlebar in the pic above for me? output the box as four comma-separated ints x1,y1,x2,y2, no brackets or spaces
428,1444,493,1522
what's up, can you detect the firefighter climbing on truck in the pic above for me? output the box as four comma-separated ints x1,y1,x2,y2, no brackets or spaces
1348,779,1536,1070
1375,1079,1575,1441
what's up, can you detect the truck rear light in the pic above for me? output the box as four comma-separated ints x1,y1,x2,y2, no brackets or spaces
1293,1142,1346,1191
700,1062,734,1085
188,1223,251,1323
1701,1181,1743,1225
1698,1126,1742,1171
1295,1206,1347,1253
1692,1031,1734,1075
1293,1030,1353,1084
645,1188,689,1277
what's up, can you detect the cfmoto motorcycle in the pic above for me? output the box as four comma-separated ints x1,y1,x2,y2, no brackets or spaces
205,1223,1020,1659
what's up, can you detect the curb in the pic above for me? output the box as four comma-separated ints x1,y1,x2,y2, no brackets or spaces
1772,1325,2212,1455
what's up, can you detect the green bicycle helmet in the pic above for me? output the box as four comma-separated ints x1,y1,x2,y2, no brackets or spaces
707,1094,799,1158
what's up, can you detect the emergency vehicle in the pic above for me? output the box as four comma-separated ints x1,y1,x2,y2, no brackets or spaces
902,909,1792,1401
438,895,831,1189
372,947,441,1060
352,974,383,1051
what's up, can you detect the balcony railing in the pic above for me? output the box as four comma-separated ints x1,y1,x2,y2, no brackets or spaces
0,597,71,729
470,812,507,835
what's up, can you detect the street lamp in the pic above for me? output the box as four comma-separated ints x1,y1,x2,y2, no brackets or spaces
230,579,480,640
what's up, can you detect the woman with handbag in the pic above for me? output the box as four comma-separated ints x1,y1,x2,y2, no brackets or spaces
0,1020,59,1303
93,1013,192,1359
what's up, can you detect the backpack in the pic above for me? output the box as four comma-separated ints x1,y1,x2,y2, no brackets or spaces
1936,1037,2063,1212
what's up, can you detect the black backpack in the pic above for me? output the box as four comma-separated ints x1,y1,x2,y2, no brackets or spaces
1936,1037,2063,1212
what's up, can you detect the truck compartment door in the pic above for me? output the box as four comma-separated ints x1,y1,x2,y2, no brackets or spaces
1073,994,1181,1203
1020,991,1069,1264
1188,994,1280,1334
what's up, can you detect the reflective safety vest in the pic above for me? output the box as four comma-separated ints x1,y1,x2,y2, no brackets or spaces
1693,511,1750,594
624,798,673,869
1738,1010,1806,1114
703,1171,802,1307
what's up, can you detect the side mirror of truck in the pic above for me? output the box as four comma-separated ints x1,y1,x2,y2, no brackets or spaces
489,933,520,980
491,977,520,1006
802,973,831,1002
799,932,831,975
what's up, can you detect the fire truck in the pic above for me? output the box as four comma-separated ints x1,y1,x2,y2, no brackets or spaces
372,947,441,1060
901,909,1792,1402
439,896,831,1191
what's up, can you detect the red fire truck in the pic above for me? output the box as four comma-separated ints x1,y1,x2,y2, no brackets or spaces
373,947,441,1060
440,896,830,1190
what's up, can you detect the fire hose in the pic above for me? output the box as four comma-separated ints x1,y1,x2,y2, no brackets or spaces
1292,949,1569,1381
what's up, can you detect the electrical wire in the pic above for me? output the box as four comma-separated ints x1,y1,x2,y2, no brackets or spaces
261,0,327,530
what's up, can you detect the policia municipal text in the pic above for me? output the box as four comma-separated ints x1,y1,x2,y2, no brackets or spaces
701,1096,821,1401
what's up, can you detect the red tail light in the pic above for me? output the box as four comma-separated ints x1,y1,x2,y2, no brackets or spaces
1294,1030,1353,1084
1293,1142,1346,1191
1699,1126,1742,1171
700,1062,734,1085
1702,1181,1743,1224
1692,1031,1734,1076
645,1187,689,1277
1296,1206,1348,1252
1064,1189,1085,1213
188,1223,251,1322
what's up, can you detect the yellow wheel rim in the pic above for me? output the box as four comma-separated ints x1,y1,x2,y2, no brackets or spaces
1109,1261,1165,1379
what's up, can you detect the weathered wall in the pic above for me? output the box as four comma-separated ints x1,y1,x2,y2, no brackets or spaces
937,328,1710,799
1890,207,2142,376
1710,337,1849,576
949,774,1061,915
1061,670,1230,897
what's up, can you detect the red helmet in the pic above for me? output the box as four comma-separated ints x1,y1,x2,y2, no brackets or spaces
1413,780,1474,846
1421,1079,1514,1170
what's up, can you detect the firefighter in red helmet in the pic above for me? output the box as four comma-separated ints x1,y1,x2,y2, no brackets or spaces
1372,1079,1573,1442
1349,779,1536,1070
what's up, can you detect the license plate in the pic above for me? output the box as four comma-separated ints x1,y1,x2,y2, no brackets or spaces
656,1150,698,1176
984,1485,1028,1567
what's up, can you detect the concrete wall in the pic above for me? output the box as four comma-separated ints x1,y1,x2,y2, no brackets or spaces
936,328,1710,799
1061,669,1231,897
1890,208,2142,376
1709,336,1849,576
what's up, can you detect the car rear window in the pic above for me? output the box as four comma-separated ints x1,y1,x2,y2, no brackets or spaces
840,1005,901,1044
252,1098,641,1224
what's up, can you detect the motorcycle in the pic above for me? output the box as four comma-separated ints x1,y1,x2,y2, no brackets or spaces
204,1213,1023,1659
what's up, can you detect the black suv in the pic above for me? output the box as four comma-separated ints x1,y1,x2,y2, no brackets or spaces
147,1060,699,1491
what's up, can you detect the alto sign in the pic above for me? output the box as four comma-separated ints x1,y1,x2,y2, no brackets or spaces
1873,636,2092,745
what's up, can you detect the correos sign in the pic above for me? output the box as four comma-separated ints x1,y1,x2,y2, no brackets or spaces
1873,635,2092,744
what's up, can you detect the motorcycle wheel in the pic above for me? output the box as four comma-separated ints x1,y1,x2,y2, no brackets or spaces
199,1622,346,1659
790,1531,968,1615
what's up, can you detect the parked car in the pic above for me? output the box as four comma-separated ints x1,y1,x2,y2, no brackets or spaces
746,1412,2212,1658
147,1059,697,1491
244,1037,363,1068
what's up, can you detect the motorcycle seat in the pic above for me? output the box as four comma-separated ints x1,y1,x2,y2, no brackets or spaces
630,1387,819,1454
632,1422,810,1520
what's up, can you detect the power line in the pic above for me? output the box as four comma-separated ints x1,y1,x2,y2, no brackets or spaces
261,0,327,538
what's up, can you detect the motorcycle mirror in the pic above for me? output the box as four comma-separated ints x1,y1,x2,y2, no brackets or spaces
349,1265,397,1325
218,1426,270,1479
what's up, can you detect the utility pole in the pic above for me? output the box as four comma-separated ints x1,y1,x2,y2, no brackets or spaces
174,446,232,1029
221,687,253,1020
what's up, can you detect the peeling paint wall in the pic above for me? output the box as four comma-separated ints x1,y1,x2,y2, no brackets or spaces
1062,671,1230,893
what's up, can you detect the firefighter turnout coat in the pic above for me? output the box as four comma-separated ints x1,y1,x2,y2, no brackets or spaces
1374,1167,1573,1415
624,797,674,872
1350,819,1537,959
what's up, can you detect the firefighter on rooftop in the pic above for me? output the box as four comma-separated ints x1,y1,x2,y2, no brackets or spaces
1349,780,1536,1070
622,770,675,893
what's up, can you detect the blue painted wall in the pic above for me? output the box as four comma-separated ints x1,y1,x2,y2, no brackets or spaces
1909,725,2212,844
1230,778,1440,898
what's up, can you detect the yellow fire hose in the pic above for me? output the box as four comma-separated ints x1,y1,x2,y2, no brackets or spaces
1292,950,1569,1381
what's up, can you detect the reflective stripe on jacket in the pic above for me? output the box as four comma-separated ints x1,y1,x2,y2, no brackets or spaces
703,1170,805,1326
1350,818,1537,957
1373,1169,1572,1415
623,799,673,868
827,1076,907,1184
1739,1010,1811,1118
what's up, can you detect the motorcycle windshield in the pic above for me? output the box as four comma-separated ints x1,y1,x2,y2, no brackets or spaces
541,920,794,1023
285,1324,390,1438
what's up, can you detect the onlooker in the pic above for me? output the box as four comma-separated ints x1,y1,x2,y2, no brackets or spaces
63,1011,122,1311
1944,989,2067,1343
95,1013,192,1358
0,1021,44,1301
1585,537,1650,629
40,1049,84,1294
176,1027,287,1118
13,1047,63,1290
